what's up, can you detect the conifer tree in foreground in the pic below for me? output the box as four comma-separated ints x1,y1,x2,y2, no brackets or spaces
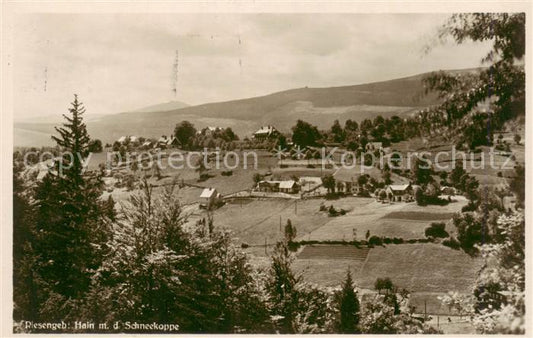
13,161,38,322
336,270,360,333
267,240,302,333
34,95,108,319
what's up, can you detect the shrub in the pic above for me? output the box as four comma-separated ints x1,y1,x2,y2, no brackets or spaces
198,173,212,182
221,170,233,176
357,190,370,197
461,202,478,212
287,241,300,252
325,192,341,200
442,237,461,250
328,205,338,217
368,236,383,246
374,277,394,293
415,188,426,206
424,222,449,238
392,237,404,244
424,195,450,206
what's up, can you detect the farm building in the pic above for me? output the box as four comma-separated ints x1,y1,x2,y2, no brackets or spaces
256,180,300,194
199,188,222,209
279,180,301,194
197,126,219,136
253,125,280,140
166,136,181,148
117,135,139,144
156,135,181,149
385,183,414,202
257,180,279,192
440,186,457,195
335,180,357,194
141,140,153,148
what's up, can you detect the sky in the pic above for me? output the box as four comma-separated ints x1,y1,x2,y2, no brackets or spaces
13,13,492,121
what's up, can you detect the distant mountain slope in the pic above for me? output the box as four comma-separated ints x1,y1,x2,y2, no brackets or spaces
14,69,480,147
131,101,189,113
154,71,442,121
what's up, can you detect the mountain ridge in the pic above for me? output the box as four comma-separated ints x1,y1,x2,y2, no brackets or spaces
14,68,482,147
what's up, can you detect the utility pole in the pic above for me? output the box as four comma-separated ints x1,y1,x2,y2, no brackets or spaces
279,215,282,233
172,50,179,98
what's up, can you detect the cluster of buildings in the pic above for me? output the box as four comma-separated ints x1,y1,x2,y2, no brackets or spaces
114,135,181,149
255,179,301,194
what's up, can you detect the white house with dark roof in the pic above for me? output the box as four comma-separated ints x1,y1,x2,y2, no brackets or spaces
253,125,279,140
385,183,413,202
117,135,139,144
256,180,300,194
197,126,219,136
156,135,181,149
199,187,222,209
279,180,300,194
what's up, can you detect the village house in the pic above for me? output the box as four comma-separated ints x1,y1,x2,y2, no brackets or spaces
279,180,300,194
385,183,414,202
117,135,140,145
335,180,357,195
256,180,300,194
199,187,222,209
197,126,219,136
156,135,181,149
141,140,153,149
253,125,280,140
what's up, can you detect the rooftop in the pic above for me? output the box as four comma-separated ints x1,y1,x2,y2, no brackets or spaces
200,187,217,198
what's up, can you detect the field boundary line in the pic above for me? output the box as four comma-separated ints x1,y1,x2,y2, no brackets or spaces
358,247,372,275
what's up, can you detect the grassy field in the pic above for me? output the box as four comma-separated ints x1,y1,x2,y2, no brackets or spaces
355,243,480,293
290,243,481,317
212,198,333,245
213,197,379,245
292,243,480,292
209,194,466,246
305,198,466,241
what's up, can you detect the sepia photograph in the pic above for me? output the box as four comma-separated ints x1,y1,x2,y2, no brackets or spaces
2,0,530,335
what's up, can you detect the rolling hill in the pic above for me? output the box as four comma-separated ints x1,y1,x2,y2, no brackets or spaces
14,69,480,147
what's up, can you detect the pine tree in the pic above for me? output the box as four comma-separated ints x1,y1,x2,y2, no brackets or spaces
284,219,296,243
337,270,360,333
51,94,91,179
34,95,108,317
267,240,301,333
13,161,39,321
104,195,116,221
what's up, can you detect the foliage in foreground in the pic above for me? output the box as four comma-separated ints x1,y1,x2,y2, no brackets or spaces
440,212,525,334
